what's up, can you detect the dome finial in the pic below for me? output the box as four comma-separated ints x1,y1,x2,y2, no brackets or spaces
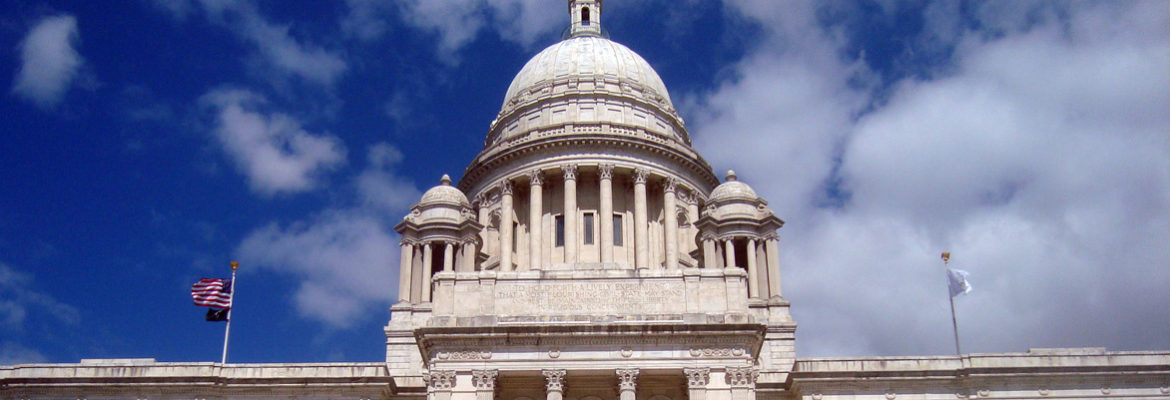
440,174,452,186
726,170,738,182
569,0,602,37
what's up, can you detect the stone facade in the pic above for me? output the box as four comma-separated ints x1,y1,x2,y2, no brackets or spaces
3,1,1168,399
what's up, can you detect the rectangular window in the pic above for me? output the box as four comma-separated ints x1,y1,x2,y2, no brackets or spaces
583,213,595,245
555,215,565,247
613,214,623,246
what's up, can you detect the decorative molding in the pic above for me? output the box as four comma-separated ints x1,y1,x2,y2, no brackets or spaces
616,368,639,392
543,369,567,392
633,168,648,184
423,370,456,391
599,163,614,180
563,164,578,181
435,349,490,360
472,369,498,391
683,367,710,388
689,347,744,358
724,366,758,388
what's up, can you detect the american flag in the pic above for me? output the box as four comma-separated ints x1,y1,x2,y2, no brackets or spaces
191,278,232,308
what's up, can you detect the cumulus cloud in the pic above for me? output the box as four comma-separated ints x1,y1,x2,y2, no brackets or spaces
200,88,347,196
694,0,1170,356
236,143,421,327
11,15,83,109
344,0,561,61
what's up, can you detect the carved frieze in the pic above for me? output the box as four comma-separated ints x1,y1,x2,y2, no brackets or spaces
689,347,746,358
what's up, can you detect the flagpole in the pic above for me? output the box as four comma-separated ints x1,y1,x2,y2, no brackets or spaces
943,252,961,356
221,261,238,364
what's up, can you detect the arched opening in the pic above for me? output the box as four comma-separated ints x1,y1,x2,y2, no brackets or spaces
581,7,591,25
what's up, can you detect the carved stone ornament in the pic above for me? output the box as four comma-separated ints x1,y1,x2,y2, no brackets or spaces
724,366,758,388
438,349,489,360
633,168,648,184
690,347,741,358
499,180,513,196
683,367,710,388
620,348,633,358
530,169,544,186
472,369,498,390
664,177,679,193
616,368,639,392
563,164,578,181
543,369,567,392
599,163,614,180
423,370,457,390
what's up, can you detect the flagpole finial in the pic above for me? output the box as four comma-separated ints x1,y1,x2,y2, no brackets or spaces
941,252,950,264
230,261,239,271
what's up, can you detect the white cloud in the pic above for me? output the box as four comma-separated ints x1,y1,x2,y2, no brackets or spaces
0,262,79,364
11,15,83,109
200,88,347,196
694,0,1170,356
236,144,421,327
344,0,561,62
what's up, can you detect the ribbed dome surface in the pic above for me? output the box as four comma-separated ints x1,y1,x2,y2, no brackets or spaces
709,171,759,202
419,175,469,207
501,36,673,110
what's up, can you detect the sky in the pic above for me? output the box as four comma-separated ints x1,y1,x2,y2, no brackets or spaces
1,0,1168,365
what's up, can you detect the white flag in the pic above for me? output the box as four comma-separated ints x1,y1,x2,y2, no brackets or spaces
947,268,972,297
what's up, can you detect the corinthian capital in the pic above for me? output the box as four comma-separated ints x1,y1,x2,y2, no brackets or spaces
664,177,679,193
724,366,759,388
472,369,498,390
499,179,513,196
632,168,648,184
599,163,615,180
616,368,639,391
543,369,567,392
562,164,578,181
683,367,710,388
530,169,544,186
423,370,457,390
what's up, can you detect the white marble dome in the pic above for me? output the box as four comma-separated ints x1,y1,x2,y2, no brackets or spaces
418,175,469,207
502,36,674,111
708,170,759,203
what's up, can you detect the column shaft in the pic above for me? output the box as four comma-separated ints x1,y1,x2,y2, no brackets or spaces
500,181,514,271
398,242,413,302
599,164,614,263
563,165,578,263
766,238,782,297
633,169,649,269
411,245,423,302
463,240,478,272
702,238,716,268
724,239,736,268
756,243,770,297
664,179,679,269
422,243,433,302
529,171,543,269
443,242,454,272
746,239,759,298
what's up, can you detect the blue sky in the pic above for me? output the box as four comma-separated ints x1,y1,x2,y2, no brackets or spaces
2,1,1169,364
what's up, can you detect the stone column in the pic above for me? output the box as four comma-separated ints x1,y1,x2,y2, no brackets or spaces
398,241,413,302
462,239,478,272
443,242,454,272
724,238,736,268
684,367,711,400
563,164,578,263
499,180,514,271
529,170,544,269
766,234,782,297
543,369,567,400
633,168,649,269
423,370,457,400
702,236,716,268
598,164,615,263
746,238,759,298
663,178,679,270
422,242,434,302
725,367,759,400
755,242,770,298
411,243,424,301
616,368,639,400
473,369,498,400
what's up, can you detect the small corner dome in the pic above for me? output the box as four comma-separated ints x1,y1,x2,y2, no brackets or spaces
708,170,759,203
419,174,470,207
501,36,673,112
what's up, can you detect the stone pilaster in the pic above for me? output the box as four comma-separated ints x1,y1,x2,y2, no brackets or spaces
529,169,544,269
499,180,514,271
632,168,649,269
725,366,759,400
473,369,498,400
424,370,457,400
684,367,711,400
598,164,614,263
616,368,639,400
563,164,578,263
543,369,567,400
663,178,679,269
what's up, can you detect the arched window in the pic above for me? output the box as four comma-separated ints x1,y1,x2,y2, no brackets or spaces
581,7,591,25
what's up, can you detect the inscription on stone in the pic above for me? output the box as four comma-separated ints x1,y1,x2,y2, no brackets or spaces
494,281,685,314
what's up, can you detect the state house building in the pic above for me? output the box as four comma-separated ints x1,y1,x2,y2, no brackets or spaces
3,2,1168,399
